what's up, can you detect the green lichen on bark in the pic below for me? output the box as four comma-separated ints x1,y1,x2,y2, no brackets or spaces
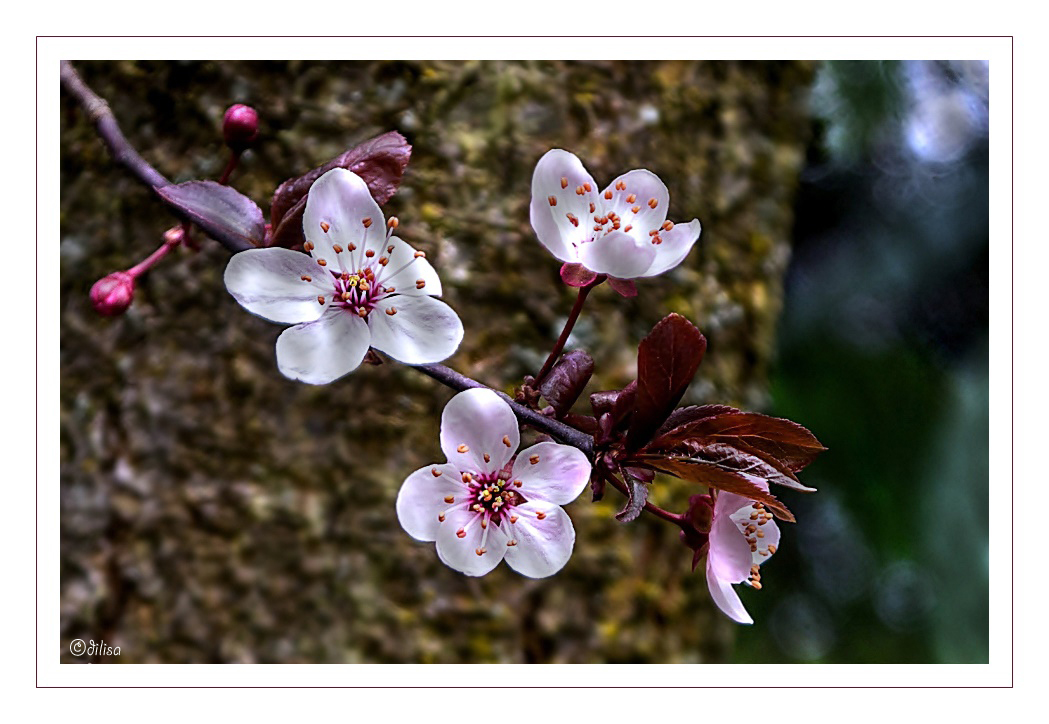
60,60,813,663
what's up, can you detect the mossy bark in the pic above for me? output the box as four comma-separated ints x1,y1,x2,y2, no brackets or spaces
60,60,814,663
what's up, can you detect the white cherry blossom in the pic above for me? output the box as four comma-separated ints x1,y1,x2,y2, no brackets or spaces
224,168,463,384
397,388,592,578
529,149,702,280
705,486,781,624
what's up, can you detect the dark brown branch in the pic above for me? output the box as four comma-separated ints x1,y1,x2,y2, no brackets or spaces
413,364,594,458
60,61,252,254
62,62,596,459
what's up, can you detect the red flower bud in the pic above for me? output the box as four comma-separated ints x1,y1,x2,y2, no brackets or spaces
90,271,135,317
222,104,259,150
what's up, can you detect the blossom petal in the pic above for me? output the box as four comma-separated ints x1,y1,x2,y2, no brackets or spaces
275,309,370,385
503,501,575,578
730,502,781,566
396,463,466,542
530,149,598,263
302,168,387,271
436,506,509,576
224,247,331,324
706,559,754,624
578,230,658,279
641,219,702,277
368,295,463,365
376,236,442,297
510,442,590,506
599,169,669,246
708,493,754,585
440,388,519,475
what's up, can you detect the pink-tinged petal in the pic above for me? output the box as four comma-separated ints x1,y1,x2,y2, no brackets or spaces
641,219,702,277
607,276,637,297
708,494,754,585
436,506,509,576
275,309,370,385
224,247,331,324
368,295,463,365
396,463,466,542
376,236,442,297
598,169,669,246
706,559,754,624
302,168,387,270
730,501,781,566
530,149,598,263
578,230,658,279
503,501,575,578
510,442,590,506
440,388,519,475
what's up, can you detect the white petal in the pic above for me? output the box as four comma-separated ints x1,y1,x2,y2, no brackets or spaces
502,501,575,578
436,506,509,576
275,309,371,385
510,442,590,506
578,230,658,279
598,169,670,247
641,219,702,277
730,501,781,567
396,463,466,542
706,559,754,624
224,248,331,324
376,236,442,297
368,295,463,365
440,388,519,475
529,149,598,263
302,168,387,271
708,495,754,585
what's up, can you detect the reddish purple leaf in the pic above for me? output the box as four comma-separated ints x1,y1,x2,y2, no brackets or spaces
652,439,816,493
539,349,595,417
654,404,741,438
655,412,826,473
560,262,599,288
626,314,707,451
268,131,412,248
156,181,266,248
633,454,795,523
590,380,637,429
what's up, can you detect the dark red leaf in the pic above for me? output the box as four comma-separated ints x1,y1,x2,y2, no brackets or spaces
560,262,599,288
538,350,594,417
654,412,826,473
633,454,795,523
626,314,707,451
156,181,266,248
607,276,638,297
615,472,649,523
589,379,637,429
562,413,599,435
654,404,741,437
268,131,412,248
651,439,816,493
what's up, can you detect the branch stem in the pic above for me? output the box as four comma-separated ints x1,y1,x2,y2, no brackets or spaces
535,281,600,385
600,467,684,526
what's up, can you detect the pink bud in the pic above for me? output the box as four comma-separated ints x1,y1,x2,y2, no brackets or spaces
90,271,135,317
222,104,259,150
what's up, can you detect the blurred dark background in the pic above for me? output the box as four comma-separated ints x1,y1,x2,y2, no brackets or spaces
59,60,988,664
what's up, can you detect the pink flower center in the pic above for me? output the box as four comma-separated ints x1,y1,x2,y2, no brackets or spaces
463,472,525,524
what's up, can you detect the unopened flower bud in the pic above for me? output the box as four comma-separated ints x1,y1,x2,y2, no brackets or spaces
90,271,135,317
222,104,259,150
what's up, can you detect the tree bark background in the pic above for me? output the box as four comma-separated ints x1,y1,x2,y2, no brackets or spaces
60,60,814,663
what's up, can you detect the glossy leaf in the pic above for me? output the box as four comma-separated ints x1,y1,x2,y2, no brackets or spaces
615,472,649,523
633,454,795,523
539,349,595,417
626,314,707,451
652,412,826,473
157,181,266,248
657,439,816,493
268,131,412,248
654,404,740,438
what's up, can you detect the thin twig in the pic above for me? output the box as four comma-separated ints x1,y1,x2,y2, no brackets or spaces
534,282,599,386
60,61,252,254
599,467,684,526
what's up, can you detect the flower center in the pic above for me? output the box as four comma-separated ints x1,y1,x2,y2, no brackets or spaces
464,473,524,522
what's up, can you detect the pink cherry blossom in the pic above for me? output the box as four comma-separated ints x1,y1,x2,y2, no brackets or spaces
397,388,592,578
224,168,463,384
705,486,781,625
529,149,702,280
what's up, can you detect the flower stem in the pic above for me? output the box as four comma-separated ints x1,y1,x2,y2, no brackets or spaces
534,278,602,386
126,233,181,278
217,150,242,185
